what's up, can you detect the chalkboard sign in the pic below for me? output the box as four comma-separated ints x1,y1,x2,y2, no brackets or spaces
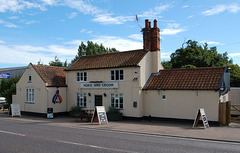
193,108,209,128
91,106,108,125
10,104,21,117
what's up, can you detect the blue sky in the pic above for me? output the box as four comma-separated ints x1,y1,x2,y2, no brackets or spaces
0,0,240,68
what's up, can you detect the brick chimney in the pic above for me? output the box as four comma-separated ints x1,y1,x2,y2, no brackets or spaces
142,19,160,51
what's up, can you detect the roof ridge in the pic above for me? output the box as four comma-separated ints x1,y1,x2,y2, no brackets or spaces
161,66,226,71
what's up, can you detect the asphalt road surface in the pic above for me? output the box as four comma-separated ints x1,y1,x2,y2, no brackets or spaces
0,117,239,153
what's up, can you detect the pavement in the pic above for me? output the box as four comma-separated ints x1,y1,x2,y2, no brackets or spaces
1,111,240,143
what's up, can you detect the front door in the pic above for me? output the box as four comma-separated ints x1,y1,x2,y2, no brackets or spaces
95,95,103,106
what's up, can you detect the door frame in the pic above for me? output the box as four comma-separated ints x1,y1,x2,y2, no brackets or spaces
94,95,103,107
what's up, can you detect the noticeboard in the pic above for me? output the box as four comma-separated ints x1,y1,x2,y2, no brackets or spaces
91,106,108,125
10,104,21,117
192,108,209,128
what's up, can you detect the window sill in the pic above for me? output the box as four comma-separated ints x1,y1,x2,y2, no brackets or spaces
25,102,35,104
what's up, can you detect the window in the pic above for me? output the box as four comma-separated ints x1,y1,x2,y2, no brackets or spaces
77,93,87,107
77,72,87,82
26,88,35,103
111,93,123,109
110,70,124,81
162,95,167,100
28,75,32,83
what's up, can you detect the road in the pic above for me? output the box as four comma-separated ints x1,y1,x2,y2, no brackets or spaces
0,117,239,153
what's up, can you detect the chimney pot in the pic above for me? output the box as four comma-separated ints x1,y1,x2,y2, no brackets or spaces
145,19,149,28
154,19,157,28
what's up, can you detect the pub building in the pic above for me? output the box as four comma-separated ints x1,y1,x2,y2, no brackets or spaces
13,19,230,122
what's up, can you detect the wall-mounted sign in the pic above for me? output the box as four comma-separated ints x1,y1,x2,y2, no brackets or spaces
80,82,118,89
0,73,10,79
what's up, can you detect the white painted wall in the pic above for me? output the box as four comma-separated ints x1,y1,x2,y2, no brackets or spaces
66,67,144,117
143,90,220,121
12,64,67,114
229,87,240,105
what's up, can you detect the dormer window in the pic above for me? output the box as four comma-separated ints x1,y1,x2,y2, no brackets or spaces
28,75,32,83
111,70,124,81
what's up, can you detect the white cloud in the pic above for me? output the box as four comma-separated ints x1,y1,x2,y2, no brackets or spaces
139,4,171,19
91,36,142,51
187,15,194,19
0,19,18,28
128,34,143,41
68,12,77,19
65,36,142,51
0,0,47,12
64,0,103,15
0,43,78,66
202,4,240,16
25,20,37,24
0,40,5,44
183,5,189,8
160,23,186,35
40,0,58,6
92,14,134,25
200,40,222,45
229,53,240,57
160,29,186,35
80,29,92,34
8,16,19,19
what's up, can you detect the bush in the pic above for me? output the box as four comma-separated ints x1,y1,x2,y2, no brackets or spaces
107,107,122,121
69,106,81,117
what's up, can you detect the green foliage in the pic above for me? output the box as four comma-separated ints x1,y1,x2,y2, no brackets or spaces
72,41,118,62
107,106,120,113
49,56,67,67
181,65,197,69
0,76,21,107
170,40,232,68
69,106,81,117
161,61,172,69
227,64,240,87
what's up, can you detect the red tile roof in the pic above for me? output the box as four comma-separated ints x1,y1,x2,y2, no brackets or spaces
31,63,67,87
144,67,226,90
66,49,148,71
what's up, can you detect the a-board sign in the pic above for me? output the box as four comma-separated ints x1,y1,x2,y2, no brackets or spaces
91,106,108,125
192,108,209,128
10,104,21,117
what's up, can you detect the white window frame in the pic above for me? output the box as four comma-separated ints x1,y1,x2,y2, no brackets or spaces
26,88,35,103
76,93,87,107
110,93,124,109
110,70,124,81
77,72,87,82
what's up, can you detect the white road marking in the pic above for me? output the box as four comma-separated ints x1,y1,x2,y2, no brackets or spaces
58,140,138,153
0,130,25,137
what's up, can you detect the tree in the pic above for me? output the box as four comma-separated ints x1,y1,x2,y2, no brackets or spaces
49,56,66,67
227,64,240,87
72,41,118,62
169,40,232,68
0,76,21,108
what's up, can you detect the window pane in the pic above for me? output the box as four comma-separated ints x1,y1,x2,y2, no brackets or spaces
116,70,119,80
120,94,123,109
111,70,114,80
80,73,83,81
84,72,87,81
111,94,115,107
120,70,124,80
